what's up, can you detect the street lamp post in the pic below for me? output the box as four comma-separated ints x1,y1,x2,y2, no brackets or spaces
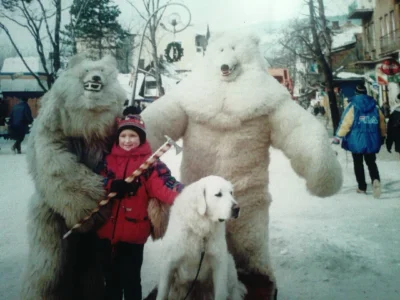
129,2,191,106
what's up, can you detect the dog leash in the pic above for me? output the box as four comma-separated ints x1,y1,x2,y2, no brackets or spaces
183,250,205,300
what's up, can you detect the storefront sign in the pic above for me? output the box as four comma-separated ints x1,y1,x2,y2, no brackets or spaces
376,63,388,85
380,59,400,75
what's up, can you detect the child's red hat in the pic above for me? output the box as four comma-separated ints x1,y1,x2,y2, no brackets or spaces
117,114,146,144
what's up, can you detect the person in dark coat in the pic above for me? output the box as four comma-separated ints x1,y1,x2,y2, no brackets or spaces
0,97,8,126
332,84,386,198
386,94,400,155
8,98,33,154
381,101,391,119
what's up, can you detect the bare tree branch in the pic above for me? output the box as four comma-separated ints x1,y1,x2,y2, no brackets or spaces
143,0,151,15
0,12,29,29
279,41,312,60
0,24,47,91
293,34,317,55
125,0,148,21
37,0,55,46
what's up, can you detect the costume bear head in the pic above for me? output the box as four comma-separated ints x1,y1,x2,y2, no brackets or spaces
174,32,288,125
37,55,126,143
205,32,264,82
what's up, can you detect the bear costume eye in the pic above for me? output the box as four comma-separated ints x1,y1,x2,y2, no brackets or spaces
220,48,224,52
231,46,235,50
215,192,222,197
85,69,89,72
101,69,104,72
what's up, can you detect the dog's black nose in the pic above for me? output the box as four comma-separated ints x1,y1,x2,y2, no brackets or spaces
231,205,240,219
92,75,101,82
221,64,229,71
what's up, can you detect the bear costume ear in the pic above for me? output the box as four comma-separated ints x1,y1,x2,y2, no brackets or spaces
67,54,87,69
101,55,117,68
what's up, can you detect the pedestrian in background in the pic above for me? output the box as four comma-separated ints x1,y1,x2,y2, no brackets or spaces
332,84,386,198
386,94,400,156
8,98,33,154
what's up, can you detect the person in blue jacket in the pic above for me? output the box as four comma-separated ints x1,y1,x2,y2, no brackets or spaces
332,84,386,198
8,98,33,154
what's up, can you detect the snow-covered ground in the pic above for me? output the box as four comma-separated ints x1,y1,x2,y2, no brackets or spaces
1,124,400,299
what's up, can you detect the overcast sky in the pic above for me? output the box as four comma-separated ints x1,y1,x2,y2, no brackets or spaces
117,0,353,31
118,0,304,31
0,0,354,56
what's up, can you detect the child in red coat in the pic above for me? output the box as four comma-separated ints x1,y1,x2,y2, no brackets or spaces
97,114,183,300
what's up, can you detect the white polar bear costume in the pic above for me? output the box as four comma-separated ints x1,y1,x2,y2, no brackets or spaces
141,32,343,299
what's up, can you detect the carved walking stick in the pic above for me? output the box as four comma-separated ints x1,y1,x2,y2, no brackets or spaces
63,136,182,239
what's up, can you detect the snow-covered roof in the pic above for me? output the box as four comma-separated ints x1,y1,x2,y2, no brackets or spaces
332,26,362,49
0,78,47,92
0,57,48,92
1,56,46,74
336,71,364,79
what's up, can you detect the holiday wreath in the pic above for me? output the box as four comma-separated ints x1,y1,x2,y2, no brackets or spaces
164,42,184,63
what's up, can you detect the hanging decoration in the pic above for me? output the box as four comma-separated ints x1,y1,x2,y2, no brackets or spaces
164,42,184,63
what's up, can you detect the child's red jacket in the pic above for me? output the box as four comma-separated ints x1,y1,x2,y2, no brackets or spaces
97,142,183,244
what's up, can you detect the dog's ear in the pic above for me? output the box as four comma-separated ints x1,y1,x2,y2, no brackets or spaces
196,183,207,216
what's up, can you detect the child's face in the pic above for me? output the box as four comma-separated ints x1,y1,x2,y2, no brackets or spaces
119,129,140,151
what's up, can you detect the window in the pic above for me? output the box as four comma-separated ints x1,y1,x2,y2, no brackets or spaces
385,14,389,36
390,11,395,37
380,17,384,37
370,22,375,49
365,25,370,51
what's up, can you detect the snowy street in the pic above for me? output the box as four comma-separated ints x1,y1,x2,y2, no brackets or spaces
0,129,399,300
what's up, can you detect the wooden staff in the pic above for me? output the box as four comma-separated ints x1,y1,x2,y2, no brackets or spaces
63,136,182,239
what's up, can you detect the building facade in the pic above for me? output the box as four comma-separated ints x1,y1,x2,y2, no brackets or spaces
349,0,400,107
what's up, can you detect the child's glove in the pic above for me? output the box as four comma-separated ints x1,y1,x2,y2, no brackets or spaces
331,137,341,145
110,179,129,199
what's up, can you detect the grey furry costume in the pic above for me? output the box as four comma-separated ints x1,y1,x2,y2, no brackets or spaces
20,55,126,300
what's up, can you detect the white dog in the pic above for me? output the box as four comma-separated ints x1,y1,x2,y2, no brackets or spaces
156,176,247,300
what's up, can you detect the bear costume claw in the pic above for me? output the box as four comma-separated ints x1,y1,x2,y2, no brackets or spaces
239,273,277,300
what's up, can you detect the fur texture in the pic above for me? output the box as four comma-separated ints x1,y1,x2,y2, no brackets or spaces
20,55,126,300
156,176,246,300
142,32,343,294
148,198,171,240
